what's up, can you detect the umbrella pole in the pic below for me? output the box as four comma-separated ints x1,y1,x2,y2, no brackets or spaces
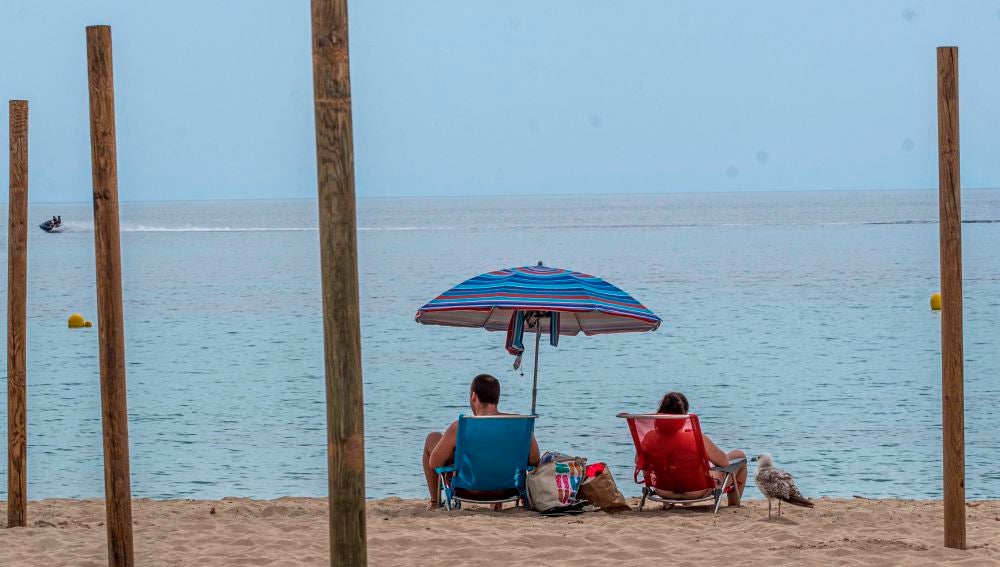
530,326,541,415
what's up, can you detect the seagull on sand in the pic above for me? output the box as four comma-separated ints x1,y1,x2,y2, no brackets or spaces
752,453,814,518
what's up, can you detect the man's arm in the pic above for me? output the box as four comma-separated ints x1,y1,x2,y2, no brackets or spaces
428,421,458,470
528,435,541,466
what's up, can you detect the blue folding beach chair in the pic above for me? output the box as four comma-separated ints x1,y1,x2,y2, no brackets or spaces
434,415,537,511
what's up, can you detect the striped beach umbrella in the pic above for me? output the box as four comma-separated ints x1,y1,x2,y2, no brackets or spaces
415,263,661,413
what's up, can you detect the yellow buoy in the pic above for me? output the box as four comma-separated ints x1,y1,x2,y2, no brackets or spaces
930,292,942,311
67,313,87,328
84,321,93,328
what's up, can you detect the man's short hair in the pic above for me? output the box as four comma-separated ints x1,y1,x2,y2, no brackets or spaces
470,374,501,405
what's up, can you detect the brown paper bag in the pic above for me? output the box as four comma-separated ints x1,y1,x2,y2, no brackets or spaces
578,465,631,514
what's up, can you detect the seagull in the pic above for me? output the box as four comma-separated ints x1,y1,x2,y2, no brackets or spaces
752,453,814,518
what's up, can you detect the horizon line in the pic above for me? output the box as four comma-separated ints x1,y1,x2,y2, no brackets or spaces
7,185,1000,205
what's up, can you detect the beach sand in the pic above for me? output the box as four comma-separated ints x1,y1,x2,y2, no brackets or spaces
1,497,998,566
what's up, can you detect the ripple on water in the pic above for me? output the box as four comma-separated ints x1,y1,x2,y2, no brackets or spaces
0,195,998,500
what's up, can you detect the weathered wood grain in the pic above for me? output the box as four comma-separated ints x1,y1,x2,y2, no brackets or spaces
310,1,367,564
936,45,965,551
86,25,135,567
7,99,29,529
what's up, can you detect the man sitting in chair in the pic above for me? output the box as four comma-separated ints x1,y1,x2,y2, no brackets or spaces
422,374,541,509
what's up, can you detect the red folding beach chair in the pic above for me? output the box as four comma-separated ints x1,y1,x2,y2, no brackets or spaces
618,413,745,513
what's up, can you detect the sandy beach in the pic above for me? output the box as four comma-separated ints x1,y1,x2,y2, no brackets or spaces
1,497,997,566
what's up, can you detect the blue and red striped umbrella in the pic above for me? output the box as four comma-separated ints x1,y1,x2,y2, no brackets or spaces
415,263,662,413
416,263,661,335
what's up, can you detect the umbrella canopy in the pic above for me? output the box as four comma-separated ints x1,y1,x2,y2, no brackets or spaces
415,264,661,335
415,264,662,414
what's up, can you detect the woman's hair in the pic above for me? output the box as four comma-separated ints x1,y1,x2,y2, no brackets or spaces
657,391,689,414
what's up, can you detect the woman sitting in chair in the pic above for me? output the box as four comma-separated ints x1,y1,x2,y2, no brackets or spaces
646,391,747,506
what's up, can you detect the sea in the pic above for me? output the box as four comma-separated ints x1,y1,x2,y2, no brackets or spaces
0,190,998,502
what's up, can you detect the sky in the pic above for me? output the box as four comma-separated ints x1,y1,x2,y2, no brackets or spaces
2,1,1000,201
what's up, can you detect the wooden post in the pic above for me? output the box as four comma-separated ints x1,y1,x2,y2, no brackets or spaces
936,45,966,550
7,99,29,529
86,25,135,566
310,1,367,564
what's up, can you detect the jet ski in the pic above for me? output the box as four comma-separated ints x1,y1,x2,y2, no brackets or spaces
39,218,64,233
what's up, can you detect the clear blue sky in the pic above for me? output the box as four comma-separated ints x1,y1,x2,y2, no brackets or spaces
2,1,1000,201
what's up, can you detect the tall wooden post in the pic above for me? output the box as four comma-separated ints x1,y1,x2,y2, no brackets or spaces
7,100,29,528
86,25,135,566
936,45,966,550
310,1,367,564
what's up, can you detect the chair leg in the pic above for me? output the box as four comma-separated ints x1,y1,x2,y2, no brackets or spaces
438,475,452,511
639,488,647,512
713,473,732,514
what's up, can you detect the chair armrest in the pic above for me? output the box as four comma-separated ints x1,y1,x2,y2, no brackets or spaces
434,466,455,475
711,457,747,474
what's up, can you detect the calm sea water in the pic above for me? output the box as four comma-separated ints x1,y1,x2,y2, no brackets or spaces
0,190,998,501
